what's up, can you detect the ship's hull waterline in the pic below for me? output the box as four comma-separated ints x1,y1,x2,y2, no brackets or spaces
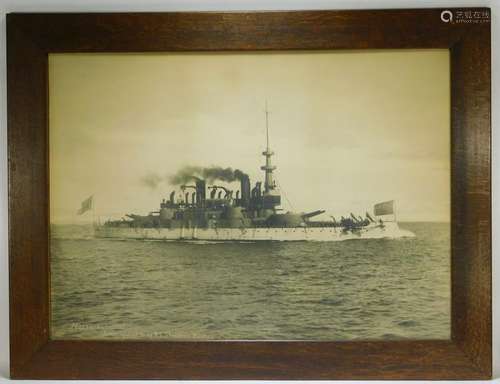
95,222,415,242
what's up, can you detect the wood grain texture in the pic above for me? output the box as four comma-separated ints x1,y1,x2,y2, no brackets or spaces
7,15,50,373
7,9,491,379
450,24,491,374
11,340,487,380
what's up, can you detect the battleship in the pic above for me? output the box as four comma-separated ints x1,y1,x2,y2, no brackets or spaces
95,108,415,242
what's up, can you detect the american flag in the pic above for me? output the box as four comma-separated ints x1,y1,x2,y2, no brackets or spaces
374,200,394,216
77,195,93,215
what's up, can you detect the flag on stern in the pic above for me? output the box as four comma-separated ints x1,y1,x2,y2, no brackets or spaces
374,200,394,216
77,195,93,215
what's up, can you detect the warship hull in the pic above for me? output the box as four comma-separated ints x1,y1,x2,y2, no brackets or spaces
95,221,414,242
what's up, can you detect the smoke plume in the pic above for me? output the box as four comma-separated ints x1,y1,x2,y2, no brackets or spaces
140,173,162,189
169,166,248,185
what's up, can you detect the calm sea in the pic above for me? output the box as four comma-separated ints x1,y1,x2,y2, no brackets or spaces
50,222,450,340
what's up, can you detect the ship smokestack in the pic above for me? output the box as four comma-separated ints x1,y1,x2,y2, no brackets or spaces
240,175,251,207
169,191,175,204
252,182,262,198
195,179,206,207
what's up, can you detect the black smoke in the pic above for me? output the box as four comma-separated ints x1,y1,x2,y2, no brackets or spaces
169,166,249,185
140,173,162,189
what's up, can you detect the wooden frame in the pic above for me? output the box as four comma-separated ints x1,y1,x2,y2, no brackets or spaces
7,9,491,379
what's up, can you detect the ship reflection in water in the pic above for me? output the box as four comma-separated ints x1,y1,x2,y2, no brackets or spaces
51,222,449,340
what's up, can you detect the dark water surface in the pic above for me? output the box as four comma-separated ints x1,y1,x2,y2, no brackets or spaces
51,222,450,340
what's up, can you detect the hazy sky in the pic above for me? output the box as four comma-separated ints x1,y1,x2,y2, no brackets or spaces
49,50,450,223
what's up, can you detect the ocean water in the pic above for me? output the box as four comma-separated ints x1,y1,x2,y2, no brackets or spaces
50,222,450,340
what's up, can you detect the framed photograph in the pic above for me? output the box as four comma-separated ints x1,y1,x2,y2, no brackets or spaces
7,9,491,379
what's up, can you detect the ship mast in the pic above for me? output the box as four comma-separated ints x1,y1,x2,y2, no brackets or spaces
261,101,277,194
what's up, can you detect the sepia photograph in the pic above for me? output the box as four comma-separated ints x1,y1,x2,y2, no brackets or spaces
49,49,450,341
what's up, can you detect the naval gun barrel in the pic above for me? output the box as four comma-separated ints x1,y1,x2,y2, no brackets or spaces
125,214,147,221
302,210,326,220
351,213,366,223
366,212,375,223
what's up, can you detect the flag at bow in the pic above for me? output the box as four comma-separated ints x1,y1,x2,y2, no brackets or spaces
77,195,93,215
374,200,394,216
